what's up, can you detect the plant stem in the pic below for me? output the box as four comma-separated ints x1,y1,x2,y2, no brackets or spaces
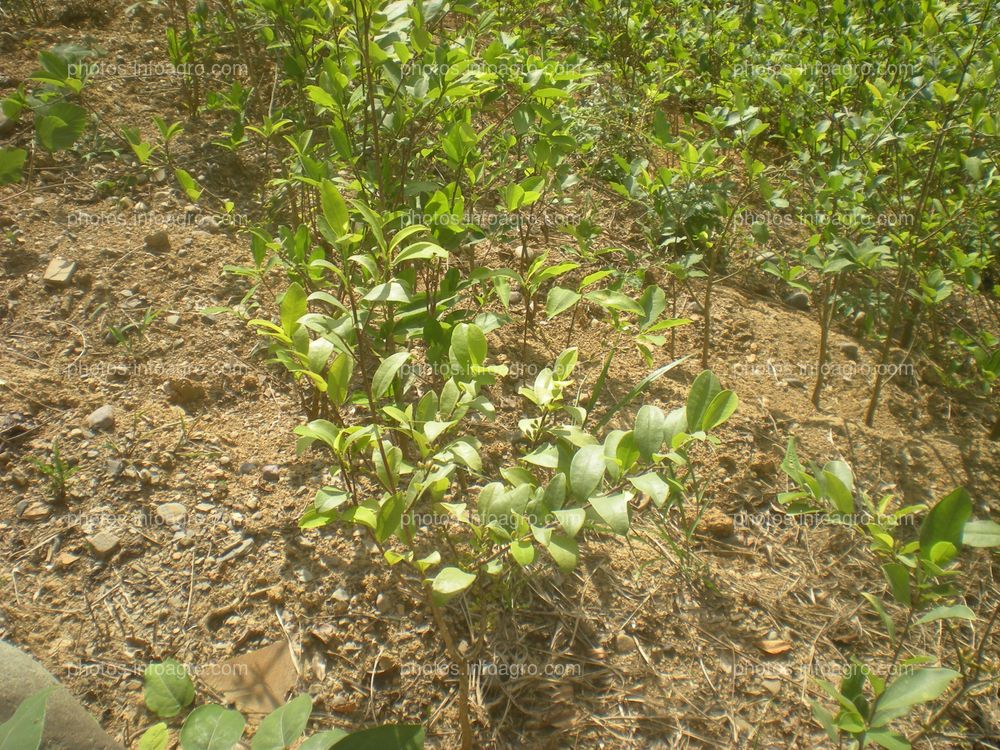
426,590,473,750
812,273,841,409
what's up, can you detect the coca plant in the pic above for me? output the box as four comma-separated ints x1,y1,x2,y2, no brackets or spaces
780,441,1000,748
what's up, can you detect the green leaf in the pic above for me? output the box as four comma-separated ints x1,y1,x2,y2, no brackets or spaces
363,281,412,304
809,700,838,742
250,694,313,750
449,323,487,370
915,605,976,625
393,241,449,266
552,508,586,538
0,687,53,750
180,705,246,750
822,470,855,515
138,722,170,750
545,287,581,318
326,724,424,749
866,728,911,750
35,102,87,151
320,179,350,239
862,592,896,642
279,283,307,338
700,390,738,431
0,148,27,185
429,567,476,604
326,352,353,406
963,519,1000,548
633,405,665,462
595,357,688,430
544,533,579,571
628,472,669,508
780,437,807,485
300,730,350,750
509,539,535,566
143,659,195,718
554,348,579,379
372,352,410,400
919,488,972,563
569,444,606,501
589,493,631,534
686,371,722,433
174,168,203,202
870,668,960,727
585,289,644,315
305,85,336,109
882,563,911,606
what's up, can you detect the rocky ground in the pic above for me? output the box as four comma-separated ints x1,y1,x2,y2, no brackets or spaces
1,4,999,750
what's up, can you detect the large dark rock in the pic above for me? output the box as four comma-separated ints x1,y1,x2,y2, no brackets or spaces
0,641,123,750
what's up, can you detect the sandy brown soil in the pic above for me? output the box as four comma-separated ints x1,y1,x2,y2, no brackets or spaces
1,5,998,750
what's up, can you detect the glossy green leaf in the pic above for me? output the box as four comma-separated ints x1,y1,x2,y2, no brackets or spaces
325,724,424,749
686,371,722,434
569,444,606,501
700,390,738,431
919,488,971,563
589,492,631,534
545,286,581,318
250,694,313,750
180,704,246,750
633,404,665,462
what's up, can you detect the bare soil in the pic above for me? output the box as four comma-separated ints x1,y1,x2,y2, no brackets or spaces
1,5,998,750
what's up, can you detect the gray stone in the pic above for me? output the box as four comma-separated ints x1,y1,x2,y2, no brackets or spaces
262,464,281,482
197,216,220,232
840,342,860,361
238,461,258,475
85,405,115,431
144,230,171,253
43,258,77,287
86,531,120,558
156,502,187,525
783,291,810,311
0,640,123,750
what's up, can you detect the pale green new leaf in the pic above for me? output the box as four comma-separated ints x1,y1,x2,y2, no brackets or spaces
143,660,194,718
870,668,959,727
429,567,476,604
0,687,53,750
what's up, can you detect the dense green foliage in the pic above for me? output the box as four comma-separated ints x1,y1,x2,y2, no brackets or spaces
2,0,998,746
